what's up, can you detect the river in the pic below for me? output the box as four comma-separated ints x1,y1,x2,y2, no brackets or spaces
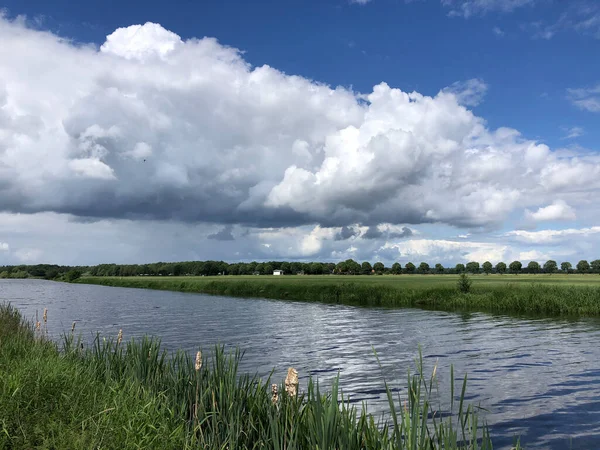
2,278,600,449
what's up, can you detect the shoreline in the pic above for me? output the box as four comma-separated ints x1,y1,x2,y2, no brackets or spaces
76,275,600,317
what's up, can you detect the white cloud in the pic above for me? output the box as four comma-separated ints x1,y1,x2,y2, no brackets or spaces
505,227,600,244
381,239,509,263
0,242,8,252
518,250,550,262
568,85,600,112
2,17,600,266
525,200,576,222
441,78,488,107
350,0,372,4
562,126,584,139
442,0,536,18
14,248,43,263
493,26,505,36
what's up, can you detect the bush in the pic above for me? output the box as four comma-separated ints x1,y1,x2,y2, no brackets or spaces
457,273,472,293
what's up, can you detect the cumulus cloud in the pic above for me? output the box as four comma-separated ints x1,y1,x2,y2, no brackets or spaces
518,249,550,262
525,200,576,222
380,239,509,263
2,16,600,243
0,242,9,252
442,0,536,17
506,227,600,244
362,225,413,239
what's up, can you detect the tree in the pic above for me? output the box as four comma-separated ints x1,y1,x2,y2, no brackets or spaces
466,261,480,274
482,261,493,274
361,261,373,275
405,262,416,274
561,262,572,273
495,262,507,274
65,270,81,282
509,261,522,274
577,260,590,273
373,262,385,274
310,262,324,275
455,263,465,274
391,263,402,275
543,260,557,273
435,263,445,274
280,262,291,274
527,261,540,273
591,260,600,274
418,262,430,274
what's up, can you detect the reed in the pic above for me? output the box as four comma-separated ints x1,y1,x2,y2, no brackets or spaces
0,303,522,449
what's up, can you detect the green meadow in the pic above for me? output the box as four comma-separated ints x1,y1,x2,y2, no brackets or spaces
79,274,600,317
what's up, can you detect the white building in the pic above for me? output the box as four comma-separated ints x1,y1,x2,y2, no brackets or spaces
273,270,284,276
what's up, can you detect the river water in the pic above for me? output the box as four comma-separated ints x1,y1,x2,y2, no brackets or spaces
3,278,600,449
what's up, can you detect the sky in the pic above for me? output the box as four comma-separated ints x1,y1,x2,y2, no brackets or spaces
0,0,599,266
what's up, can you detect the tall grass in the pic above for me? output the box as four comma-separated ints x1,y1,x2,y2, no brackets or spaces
81,275,600,316
0,303,521,449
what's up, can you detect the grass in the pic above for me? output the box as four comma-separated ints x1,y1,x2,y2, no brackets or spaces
79,274,600,316
0,303,521,449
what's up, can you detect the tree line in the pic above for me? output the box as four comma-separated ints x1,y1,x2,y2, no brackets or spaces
1,259,600,279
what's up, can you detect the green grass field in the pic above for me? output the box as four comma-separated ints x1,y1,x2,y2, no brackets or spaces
78,274,600,317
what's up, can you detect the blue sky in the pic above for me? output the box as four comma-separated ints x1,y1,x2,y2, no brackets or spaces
0,0,599,265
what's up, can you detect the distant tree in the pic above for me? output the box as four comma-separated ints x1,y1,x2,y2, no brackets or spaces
346,259,361,275
373,262,385,274
527,261,540,274
435,263,445,274
405,262,416,274
391,262,402,275
361,261,373,275
457,273,472,293
65,270,81,282
543,260,558,273
280,262,291,274
173,264,183,276
495,262,507,274
263,264,274,275
466,261,480,274
482,261,493,274
561,262,572,274
455,263,465,274
310,262,324,275
418,262,430,274
290,262,303,274
591,260,600,274
577,260,590,273
509,261,522,274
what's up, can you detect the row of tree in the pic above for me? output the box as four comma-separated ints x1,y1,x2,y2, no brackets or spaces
1,259,600,279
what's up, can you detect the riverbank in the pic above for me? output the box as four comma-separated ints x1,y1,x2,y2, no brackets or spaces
78,275,600,316
0,303,515,449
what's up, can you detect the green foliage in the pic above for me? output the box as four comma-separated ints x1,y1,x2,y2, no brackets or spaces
457,273,472,293
65,269,82,282
435,263,445,274
482,261,493,274
0,271,8,278
455,263,465,273
0,304,517,450
495,262,507,274
577,260,590,273
418,262,430,274
591,260,600,274
405,262,416,273
543,260,558,273
466,261,480,274
373,262,385,274
527,261,540,274
509,261,522,274
561,261,572,273
391,262,402,274
361,261,373,275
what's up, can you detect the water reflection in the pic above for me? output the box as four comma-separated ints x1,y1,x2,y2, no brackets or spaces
2,279,600,449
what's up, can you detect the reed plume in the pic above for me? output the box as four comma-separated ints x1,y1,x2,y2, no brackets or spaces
117,329,123,346
271,383,278,405
285,367,298,398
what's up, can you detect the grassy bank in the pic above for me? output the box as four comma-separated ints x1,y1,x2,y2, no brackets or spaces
79,274,600,316
0,303,518,449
